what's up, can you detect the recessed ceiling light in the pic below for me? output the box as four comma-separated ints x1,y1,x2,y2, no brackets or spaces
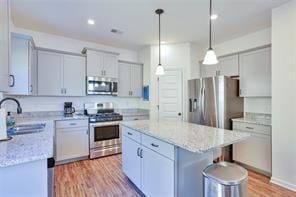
211,14,218,20
88,19,95,25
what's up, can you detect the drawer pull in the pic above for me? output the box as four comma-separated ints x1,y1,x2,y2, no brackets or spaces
69,123,77,126
151,143,159,148
127,132,133,135
246,126,254,130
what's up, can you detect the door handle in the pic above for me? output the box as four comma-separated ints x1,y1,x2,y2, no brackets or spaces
151,143,159,148
9,75,15,87
193,99,197,111
178,113,182,116
189,99,192,112
139,149,143,158
127,132,133,136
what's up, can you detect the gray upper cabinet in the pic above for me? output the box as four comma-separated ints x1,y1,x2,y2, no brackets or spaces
38,50,63,96
218,54,239,77
118,61,143,98
239,47,271,97
200,54,239,78
37,50,86,96
63,55,86,96
9,33,37,95
0,0,10,92
118,62,131,97
84,48,119,78
200,64,218,78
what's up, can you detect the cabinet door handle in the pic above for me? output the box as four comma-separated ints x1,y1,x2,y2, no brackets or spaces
30,85,33,93
127,132,133,135
86,129,89,135
61,88,64,94
9,75,15,87
64,88,67,94
69,123,77,126
151,143,159,148
137,147,140,157
246,126,254,130
101,70,103,76
139,149,143,158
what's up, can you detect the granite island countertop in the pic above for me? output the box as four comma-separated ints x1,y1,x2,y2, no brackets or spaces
121,120,250,154
0,120,54,168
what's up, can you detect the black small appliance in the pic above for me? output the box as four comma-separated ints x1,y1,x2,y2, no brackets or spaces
64,102,75,116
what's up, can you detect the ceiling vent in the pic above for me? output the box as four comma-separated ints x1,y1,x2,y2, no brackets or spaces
111,29,123,35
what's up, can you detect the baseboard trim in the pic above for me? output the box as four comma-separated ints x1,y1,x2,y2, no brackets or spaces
270,177,296,192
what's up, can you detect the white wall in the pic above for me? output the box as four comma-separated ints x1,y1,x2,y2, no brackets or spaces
3,25,145,112
211,28,272,114
271,0,296,191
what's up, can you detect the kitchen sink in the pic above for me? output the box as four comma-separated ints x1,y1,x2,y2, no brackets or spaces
8,123,46,135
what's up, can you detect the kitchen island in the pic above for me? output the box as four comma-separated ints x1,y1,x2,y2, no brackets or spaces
121,120,250,197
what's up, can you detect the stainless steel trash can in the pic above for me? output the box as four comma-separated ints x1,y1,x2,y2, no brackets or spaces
203,162,248,197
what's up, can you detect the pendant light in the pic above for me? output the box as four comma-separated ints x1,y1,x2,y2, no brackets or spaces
155,9,165,75
203,0,219,65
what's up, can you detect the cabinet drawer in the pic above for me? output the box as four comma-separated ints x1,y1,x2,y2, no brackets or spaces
233,122,271,135
142,134,175,160
56,119,88,129
122,126,141,143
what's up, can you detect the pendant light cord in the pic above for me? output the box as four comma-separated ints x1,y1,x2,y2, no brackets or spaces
158,12,161,65
209,0,212,49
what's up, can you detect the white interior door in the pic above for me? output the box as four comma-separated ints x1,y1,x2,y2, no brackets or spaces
158,70,183,121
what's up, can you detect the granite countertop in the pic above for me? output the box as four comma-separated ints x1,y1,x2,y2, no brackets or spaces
121,120,250,154
232,117,271,126
15,113,89,123
116,108,149,117
232,113,272,126
0,120,54,168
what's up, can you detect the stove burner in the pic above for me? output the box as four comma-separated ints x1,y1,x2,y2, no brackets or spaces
88,112,123,123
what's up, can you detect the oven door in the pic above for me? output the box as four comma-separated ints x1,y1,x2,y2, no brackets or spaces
90,122,121,149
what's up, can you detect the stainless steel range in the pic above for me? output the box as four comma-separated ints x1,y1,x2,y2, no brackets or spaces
84,102,123,159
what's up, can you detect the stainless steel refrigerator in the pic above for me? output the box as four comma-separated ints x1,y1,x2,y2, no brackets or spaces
188,76,244,160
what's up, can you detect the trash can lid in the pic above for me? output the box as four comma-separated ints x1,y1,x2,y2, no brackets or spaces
203,162,248,185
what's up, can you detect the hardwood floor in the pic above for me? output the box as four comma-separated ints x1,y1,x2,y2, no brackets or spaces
55,154,296,197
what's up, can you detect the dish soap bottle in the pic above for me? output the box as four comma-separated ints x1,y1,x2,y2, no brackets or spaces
6,112,15,130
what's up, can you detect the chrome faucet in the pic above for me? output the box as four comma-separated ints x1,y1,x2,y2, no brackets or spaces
0,97,22,114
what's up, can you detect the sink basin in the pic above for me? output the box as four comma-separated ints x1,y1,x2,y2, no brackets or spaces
8,123,46,135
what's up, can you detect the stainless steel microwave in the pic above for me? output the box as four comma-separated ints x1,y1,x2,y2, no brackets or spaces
87,76,118,95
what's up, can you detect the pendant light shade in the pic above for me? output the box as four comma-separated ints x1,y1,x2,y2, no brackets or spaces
203,0,219,65
203,48,218,65
155,64,165,75
155,9,165,75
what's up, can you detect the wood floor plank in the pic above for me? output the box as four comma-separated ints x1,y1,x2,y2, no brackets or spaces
55,154,296,197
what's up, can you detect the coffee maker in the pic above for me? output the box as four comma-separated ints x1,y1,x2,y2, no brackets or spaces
64,102,75,117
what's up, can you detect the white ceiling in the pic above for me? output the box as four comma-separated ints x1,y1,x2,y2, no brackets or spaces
11,0,289,50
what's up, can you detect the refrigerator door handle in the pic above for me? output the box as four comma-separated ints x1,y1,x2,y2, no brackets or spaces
202,86,206,119
193,99,197,111
189,98,193,112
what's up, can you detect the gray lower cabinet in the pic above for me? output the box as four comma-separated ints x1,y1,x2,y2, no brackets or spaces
9,33,37,95
55,119,89,164
239,47,271,97
118,61,143,97
37,50,86,96
122,126,174,197
0,0,10,92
